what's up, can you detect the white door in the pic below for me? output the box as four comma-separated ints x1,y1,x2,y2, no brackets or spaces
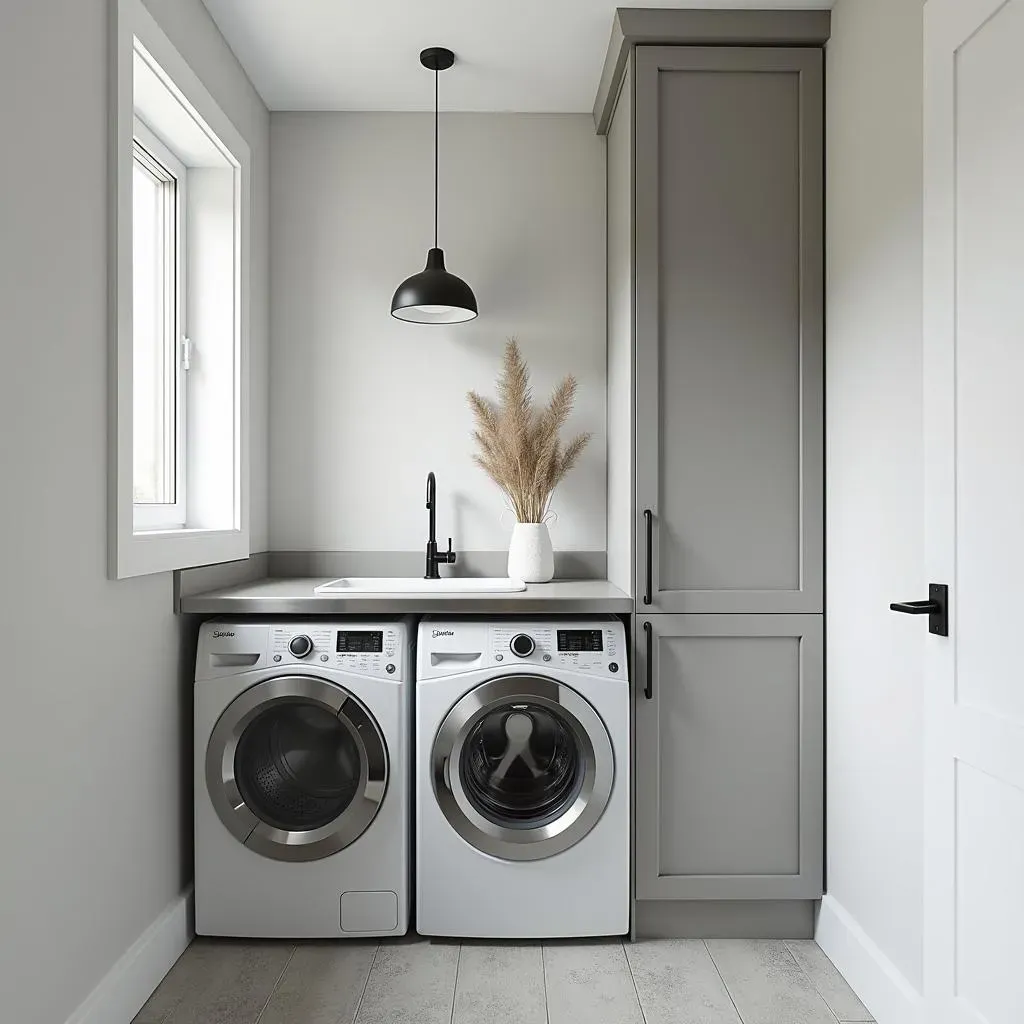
923,1,1024,1022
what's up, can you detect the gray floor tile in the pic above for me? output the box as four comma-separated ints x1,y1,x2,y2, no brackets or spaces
352,938,460,1024
706,940,839,1024
259,941,378,1024
785,941,873,1023
452,943,546,1024
625,939,743,1024
543,942,644,1024
132,939,293,1024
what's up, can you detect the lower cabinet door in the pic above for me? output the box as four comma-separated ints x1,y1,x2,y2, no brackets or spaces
634,614,823,900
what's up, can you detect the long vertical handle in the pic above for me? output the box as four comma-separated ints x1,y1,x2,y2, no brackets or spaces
643,509,653,606
643,621,653,700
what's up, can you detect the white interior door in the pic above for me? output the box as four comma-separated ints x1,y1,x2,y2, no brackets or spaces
923,1,1024,1022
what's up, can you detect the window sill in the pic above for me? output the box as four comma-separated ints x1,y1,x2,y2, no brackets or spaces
114,527,249,579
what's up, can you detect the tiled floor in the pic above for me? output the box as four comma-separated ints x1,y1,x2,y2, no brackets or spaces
133,936,874,1024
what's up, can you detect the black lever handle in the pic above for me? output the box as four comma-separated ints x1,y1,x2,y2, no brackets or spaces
889,601,937,614
890,583,949,636
643,510,653,606
643,621,653,700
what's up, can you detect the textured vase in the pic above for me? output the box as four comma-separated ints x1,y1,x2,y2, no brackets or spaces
507,523,555,583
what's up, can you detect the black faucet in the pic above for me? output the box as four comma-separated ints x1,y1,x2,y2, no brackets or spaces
424,472,457,579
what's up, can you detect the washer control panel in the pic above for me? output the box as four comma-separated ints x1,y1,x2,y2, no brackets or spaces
417,618,626,679
494,622,622,674
196,620,410,681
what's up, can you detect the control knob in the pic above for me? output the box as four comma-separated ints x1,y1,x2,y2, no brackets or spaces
510,633,536,658
289,634,313,658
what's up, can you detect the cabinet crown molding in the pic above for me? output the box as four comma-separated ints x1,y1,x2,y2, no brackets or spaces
592,7,832,134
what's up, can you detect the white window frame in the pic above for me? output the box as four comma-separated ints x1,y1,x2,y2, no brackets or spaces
110,0,250,579
132,117,187,531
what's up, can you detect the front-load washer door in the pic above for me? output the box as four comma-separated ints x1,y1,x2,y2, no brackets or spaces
431,675,614,862
206,675,388,862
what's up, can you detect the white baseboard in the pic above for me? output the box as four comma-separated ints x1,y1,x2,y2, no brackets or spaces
65,888,194,1024
815,895,923,1024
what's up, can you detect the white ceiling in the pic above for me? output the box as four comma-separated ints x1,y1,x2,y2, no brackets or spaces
200,0,834,113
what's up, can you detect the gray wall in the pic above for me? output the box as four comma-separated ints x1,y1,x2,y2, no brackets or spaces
824,0,926,996
0,3,268,1021
269,112,606,556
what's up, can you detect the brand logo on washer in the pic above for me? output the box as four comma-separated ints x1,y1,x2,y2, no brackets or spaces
432,629,455,638
212,630,235,638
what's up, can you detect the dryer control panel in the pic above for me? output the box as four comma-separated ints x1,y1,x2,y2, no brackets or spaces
418,618,626,680
197,620,411,681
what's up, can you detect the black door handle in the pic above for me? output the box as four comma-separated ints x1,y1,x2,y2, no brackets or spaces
643,621,653,700
889,601,938,614
890,583,949,637
643,509,653,606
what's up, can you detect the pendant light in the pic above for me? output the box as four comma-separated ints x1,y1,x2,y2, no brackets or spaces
391,47,478,324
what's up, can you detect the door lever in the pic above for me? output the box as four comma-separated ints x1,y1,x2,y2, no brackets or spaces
890,583,949,637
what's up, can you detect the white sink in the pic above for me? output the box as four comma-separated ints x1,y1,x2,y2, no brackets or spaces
314,576,527,595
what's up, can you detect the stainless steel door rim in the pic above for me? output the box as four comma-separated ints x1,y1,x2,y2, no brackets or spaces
206,675,388,862
431,674,614,861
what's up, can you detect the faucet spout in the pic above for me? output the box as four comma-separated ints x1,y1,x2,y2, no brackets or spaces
426,471,437,547
424,471,456,579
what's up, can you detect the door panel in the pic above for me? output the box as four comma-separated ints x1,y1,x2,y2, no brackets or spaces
634,615,823,900
924,2,1024,1021
952,3,1024,729
634,47,823,614
954,763,1024,1024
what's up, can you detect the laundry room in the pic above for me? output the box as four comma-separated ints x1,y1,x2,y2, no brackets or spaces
6,0,1023,1023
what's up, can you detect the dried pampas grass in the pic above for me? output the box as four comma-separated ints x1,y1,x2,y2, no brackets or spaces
468,339,591,524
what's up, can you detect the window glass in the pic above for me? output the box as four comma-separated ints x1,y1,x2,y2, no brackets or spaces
132,147,176,505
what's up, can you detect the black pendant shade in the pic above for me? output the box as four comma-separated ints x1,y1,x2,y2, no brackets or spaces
391,47,478,325
391,247,478,323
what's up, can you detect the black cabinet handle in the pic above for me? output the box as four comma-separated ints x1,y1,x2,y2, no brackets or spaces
890,583,949,637
643,509,653,606
643,621,653,700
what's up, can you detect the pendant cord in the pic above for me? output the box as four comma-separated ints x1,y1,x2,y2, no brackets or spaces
433,67,439,249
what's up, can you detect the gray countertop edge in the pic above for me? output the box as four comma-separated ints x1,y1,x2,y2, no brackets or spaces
178,578,635,616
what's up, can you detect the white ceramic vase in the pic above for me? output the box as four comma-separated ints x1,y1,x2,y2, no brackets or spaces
507,522,555,583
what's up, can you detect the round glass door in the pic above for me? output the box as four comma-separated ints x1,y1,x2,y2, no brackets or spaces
206,676,388,862
432,675,614,861
234,702,362,832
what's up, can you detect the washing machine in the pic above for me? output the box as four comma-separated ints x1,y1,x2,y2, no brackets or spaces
416,617,629,938
194,618,412,938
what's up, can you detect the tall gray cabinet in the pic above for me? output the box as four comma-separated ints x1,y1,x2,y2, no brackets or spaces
600,11,828,935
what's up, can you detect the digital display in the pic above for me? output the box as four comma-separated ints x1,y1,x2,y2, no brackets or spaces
336,631,384,654
557,630,603,653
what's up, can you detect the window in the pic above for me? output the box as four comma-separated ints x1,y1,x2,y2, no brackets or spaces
132,122,186,529
111,0,250,579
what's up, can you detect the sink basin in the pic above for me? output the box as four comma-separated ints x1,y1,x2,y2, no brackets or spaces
314,576,527,595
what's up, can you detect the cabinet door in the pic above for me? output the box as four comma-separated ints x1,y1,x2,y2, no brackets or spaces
634,615,823,900
634,47,823,614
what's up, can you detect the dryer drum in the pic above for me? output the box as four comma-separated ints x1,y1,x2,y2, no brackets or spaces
234,701,361,832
